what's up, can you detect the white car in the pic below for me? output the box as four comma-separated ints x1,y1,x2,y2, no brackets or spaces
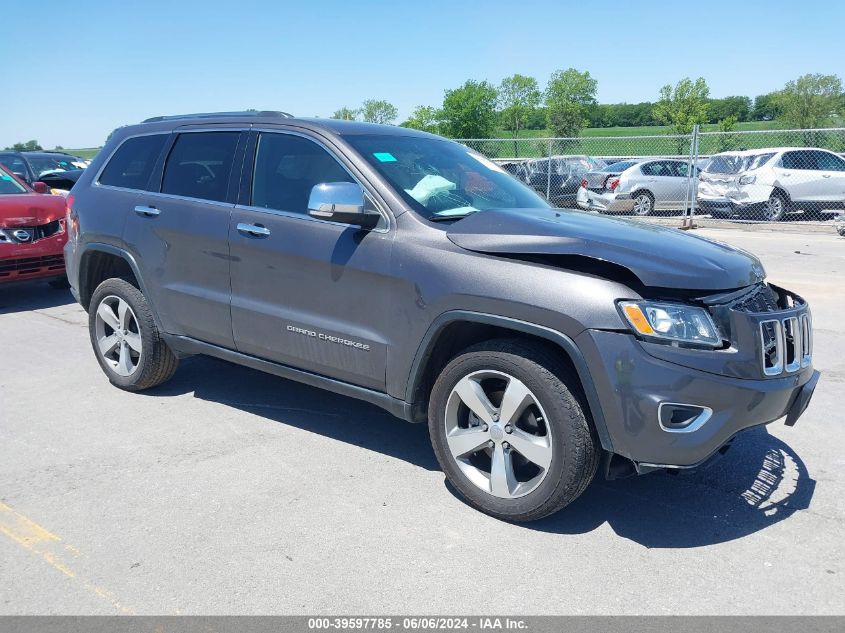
576,159,694,216
698,148,845,221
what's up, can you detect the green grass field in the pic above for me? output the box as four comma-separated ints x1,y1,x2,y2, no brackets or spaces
66,120,845,162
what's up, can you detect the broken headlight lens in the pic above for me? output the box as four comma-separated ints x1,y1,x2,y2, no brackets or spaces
619,301,722,347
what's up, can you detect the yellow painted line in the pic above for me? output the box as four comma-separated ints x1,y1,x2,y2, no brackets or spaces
0,501,135,614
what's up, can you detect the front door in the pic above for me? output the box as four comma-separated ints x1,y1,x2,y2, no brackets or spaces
229,131,393,391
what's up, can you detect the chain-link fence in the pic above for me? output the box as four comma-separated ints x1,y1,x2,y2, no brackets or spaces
458,127,845,225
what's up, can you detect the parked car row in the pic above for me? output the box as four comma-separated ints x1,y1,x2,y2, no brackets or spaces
506,147,845,221
0,150,88,195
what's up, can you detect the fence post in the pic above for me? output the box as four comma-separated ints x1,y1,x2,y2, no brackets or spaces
682,125,700,230
546,139,552,200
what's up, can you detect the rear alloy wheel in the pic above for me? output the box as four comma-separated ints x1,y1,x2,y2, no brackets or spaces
88,278,178,391
632,191,654,216
764,192,788,222
428,339,598,522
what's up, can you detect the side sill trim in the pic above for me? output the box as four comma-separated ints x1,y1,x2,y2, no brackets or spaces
162,334,415,423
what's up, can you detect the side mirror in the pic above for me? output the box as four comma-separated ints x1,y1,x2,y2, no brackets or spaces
32,181,50,194
308,182,381,229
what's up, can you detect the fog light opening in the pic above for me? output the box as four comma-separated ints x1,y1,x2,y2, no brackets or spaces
658,403,713,433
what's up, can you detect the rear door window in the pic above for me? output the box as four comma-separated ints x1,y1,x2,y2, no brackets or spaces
161,132,240,202
99,134,168,190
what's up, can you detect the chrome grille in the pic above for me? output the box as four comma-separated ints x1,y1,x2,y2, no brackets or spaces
760,314,811,376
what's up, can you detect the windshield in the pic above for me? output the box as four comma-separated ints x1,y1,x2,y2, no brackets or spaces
345,134,549,219
0,166,27,194
601,160,637,172
704,153,775,174
26,155,80,177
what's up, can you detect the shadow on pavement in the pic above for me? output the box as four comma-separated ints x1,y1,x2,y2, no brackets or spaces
521,426,815,547
146,355,439,472
0,283,74,314
148,356,814,547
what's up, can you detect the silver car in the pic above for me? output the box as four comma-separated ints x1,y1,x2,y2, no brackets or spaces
577,159,693,216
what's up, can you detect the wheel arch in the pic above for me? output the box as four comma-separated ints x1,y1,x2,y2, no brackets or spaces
405,311,613,452
78,244,151,314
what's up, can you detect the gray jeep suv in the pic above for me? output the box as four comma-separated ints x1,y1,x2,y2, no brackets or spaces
64,111,819,521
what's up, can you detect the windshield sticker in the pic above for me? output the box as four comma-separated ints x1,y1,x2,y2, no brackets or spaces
373,152,397,163
0,174,12,181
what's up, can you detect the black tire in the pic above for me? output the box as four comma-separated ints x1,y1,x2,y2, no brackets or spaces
88,278,178,391
428,338,599,522
631,191,654,216
48,276,70,290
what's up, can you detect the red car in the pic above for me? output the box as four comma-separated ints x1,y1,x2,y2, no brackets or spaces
0,165,68,287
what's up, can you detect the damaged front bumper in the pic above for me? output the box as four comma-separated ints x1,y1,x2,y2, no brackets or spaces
576,284,819,472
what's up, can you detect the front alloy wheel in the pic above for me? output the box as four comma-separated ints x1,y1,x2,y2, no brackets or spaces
428,339,598,522
444,370,553,499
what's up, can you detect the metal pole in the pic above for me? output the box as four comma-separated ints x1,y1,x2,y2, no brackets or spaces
690,124,700,225
546,139,552,201
682,131,695,228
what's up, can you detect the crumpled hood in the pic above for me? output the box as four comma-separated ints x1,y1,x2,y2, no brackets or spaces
446,208,765,290
0,194,66,227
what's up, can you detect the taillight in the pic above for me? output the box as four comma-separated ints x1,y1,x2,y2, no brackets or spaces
66,193,79,242
580,179,588,189
607,178,620,191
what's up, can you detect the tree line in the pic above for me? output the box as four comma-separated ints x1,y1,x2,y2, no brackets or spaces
332,72,844,140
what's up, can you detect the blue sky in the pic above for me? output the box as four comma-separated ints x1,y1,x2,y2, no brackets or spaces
2,0,843,149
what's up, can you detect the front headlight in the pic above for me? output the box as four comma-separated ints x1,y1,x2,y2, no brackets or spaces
739,174,756,185
619,301,722,347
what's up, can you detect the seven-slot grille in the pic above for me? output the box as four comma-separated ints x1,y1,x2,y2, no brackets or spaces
726,283,811,376
759,314,812,376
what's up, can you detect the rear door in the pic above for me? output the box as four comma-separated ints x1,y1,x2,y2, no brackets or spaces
776,150,822,203
229,129,393,391
809,150,845,206
640,161,677,208
122,128,246,349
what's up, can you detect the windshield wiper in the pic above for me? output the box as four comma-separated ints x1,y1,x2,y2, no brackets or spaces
428,214,471,222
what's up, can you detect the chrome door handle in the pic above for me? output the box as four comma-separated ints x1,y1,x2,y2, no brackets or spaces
822,174,832,178
134,205,160,217
237,223,271,237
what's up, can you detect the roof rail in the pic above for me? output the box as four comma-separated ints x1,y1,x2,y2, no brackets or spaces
141,110,294,123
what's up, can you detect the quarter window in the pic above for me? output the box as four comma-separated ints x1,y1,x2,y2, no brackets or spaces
99,134,168,190
251,133,354,215
161,132,240,202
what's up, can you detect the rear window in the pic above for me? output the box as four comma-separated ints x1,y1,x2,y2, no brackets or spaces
161,132,240,202
99,134,168,190
601,160,637,172
704,153,774,174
